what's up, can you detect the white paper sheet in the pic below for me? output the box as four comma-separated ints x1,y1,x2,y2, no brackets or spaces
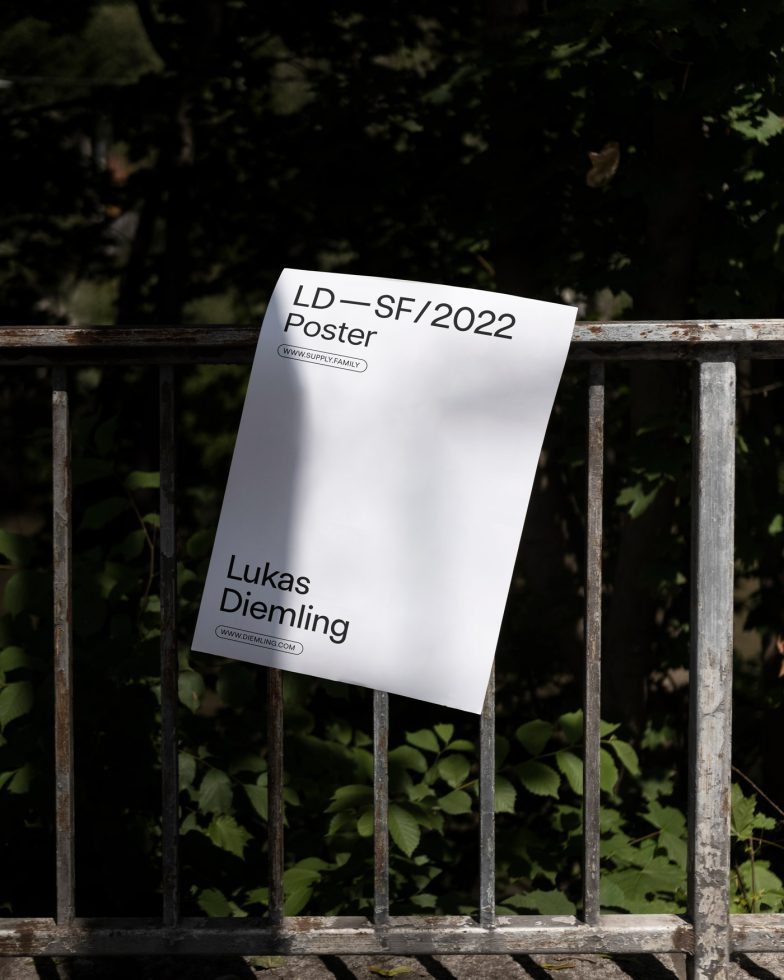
192,269,576,713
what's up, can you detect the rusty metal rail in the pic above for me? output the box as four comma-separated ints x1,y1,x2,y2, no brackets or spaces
2,321,784,979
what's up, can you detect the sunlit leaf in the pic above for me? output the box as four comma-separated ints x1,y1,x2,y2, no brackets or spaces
437,753,470,788
559,710,583,744
517,760,560,798
516,719,554,756
439,789,472,815
207,814,251,857
433,723,454,745
325,784,373,813
389,804,420,857
556,750,583,795
600,749,619,793
607,738,640,776
494,775,516,814
406,729,439,753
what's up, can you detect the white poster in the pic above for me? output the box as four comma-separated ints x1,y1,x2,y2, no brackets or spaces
192,269,576,713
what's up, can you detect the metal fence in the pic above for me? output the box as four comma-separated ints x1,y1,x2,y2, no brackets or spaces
1,321,783,979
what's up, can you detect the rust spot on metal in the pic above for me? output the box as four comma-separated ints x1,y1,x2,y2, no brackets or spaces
674,923,695,954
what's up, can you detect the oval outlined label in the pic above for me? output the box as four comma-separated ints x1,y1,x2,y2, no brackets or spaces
216,625,303,655
277,344,367,373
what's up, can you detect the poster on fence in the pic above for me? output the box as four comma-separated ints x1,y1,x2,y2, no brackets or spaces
192,269,576,713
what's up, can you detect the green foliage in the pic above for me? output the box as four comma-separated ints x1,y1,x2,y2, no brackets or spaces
3,0,784,924
730,784,784,913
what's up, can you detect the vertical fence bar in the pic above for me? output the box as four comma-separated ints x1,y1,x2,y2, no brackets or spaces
479,663,496,928
688,355,735,980
373,689,390,925
583,361,604,926
267,667,285,924
159,366,179,925
52,365,75,924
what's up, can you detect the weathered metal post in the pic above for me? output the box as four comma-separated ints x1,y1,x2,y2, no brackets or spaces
52,365,75,925
479,664,496,928
373,689,390,926
688,354,736,979
159,365,180,925
583,361,604,926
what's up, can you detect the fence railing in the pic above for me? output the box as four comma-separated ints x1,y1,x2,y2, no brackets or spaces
1,321,784,979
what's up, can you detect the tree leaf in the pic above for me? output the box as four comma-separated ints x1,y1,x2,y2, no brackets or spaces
495,734,510,769
389,745,428,773
388,803,420,857
515,719,554,756
439,789,472,815
602,857,683,907
325,783,373,813
327,812,353,836
0,530,32,565
197,888,232,916
0,682,33,729
437,753,470,788
503,889,576,915
125,470,160,490
659,830,687,869
517,760,560,798
178,752,196,791
8,763,32,795
448,739,475,752
207,814,251,858
556,750,584,796
198,769,233,815
178,669,205,712
245,784,268,821
3,571,48,617
187,528,215,559
357,808,374,837
732,784,757,840
283,865,321,915
616,481,659,518
494,775,516,814
113,529,147,560
601,879,630,911
283,884,313,916
600,748,619,793
644,800,686,837
0,647,32,674
731,783,776,840
433,723,454,745
406,729,439,753
733,859,784,912
559,710,583,744
607,738,640,776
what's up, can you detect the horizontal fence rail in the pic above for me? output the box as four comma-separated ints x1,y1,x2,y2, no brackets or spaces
1,321,783,980
2,319,784,362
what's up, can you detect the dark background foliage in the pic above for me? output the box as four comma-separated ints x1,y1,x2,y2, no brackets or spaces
1,0,784,920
